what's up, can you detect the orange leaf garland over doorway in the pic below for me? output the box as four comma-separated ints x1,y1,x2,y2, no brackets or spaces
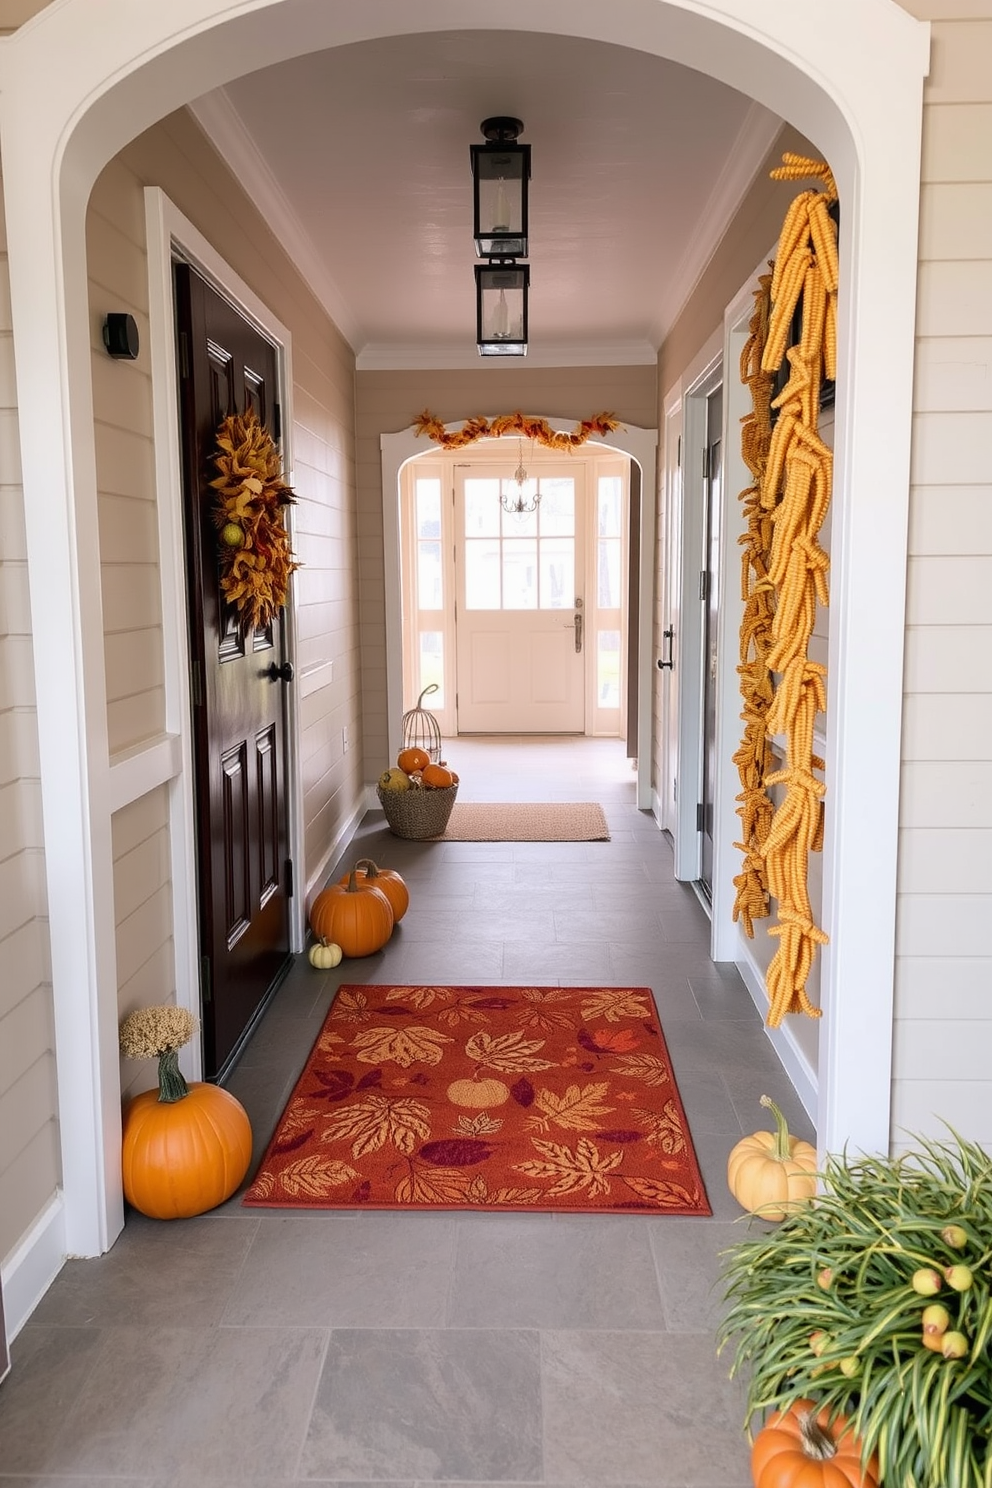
414,409,622,451
244,984,710,1215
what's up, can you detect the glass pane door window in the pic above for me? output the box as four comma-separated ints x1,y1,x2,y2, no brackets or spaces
399,464,455,734
463,476,576,610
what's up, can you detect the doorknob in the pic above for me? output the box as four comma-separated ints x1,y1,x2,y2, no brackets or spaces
267,661,294,683
573,612,583,654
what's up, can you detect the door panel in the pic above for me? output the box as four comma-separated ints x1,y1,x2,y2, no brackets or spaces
455,468,585,732
175,262,292,1078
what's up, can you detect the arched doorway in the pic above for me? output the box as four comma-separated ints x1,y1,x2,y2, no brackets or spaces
0,0,927,1258
382,421,658,807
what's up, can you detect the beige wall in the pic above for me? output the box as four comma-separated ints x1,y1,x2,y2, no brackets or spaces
894,15,992,1145
355,366,657,768
85,108,363,1068
0,165,60,1264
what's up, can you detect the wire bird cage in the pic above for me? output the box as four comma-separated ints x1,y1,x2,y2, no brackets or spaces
401,684,443,764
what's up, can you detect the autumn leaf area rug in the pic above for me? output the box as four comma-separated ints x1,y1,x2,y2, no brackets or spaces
243,984,711,1215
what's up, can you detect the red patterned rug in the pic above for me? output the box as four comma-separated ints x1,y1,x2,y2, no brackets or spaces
244,985,710,1215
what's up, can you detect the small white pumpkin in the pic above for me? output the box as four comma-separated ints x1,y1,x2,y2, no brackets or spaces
308,939,343,970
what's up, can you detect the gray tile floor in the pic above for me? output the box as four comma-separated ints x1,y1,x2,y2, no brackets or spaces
0,737,814,1486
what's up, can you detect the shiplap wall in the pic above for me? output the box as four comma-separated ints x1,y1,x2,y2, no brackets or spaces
84,109,363,1082
354,366,658,772
894,15,992,1147
0,164,60,1263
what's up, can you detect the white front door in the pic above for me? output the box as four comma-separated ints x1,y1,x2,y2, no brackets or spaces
455,467,585,732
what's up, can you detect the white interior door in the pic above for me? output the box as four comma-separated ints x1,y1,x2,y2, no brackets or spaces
455,467,585,732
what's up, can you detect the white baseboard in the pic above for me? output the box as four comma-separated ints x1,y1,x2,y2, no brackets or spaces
1,1193,66,1342
304,792,372,909
735,942,819,1125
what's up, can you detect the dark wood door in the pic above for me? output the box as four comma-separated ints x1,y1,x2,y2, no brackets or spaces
175,263,292,1079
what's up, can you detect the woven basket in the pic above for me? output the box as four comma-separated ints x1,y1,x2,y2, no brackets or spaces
376,783,458,840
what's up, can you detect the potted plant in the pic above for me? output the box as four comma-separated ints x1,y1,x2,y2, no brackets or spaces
717,1129,992,1488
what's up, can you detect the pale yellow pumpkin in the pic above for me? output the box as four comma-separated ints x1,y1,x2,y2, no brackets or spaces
447,1076,510,1109
308,939,343,970
727,1095,817,1219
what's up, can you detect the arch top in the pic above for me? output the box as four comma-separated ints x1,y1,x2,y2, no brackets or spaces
0,0,929,210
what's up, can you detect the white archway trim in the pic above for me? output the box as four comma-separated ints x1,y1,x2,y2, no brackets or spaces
380,422,658,808
0,0,930,1261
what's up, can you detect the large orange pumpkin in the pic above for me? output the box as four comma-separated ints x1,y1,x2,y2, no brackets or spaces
752,1400,878,1488
338,857,410,923
121,1066,252,1219
310,870,393,956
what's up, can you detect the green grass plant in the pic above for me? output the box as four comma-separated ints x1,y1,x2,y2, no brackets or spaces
718,1131,992,1488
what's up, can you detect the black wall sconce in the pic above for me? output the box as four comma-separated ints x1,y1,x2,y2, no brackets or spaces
102,313,140,360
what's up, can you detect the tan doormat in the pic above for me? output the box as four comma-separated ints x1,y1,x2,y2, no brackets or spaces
432,802,610,842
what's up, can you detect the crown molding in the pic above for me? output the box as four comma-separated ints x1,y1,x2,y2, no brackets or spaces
652,101,785,342
356,338,658,371
187,88,362,352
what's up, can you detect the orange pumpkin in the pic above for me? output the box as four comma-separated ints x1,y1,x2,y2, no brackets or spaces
121,1072,252,1220
397,746,430,773
339,857,410,923
752,1400,878,1488
421,763,453,789
727,1095,817,1219
310,870,393,957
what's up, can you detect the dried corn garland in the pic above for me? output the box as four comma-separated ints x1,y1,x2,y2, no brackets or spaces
731,270,777,936
211,409,298,631
757,154,838,1026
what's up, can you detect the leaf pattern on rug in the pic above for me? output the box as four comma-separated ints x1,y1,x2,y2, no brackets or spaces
636,1100,688,1154
350,1025,454,1067
525,1082,615,1134
579,987,653,1022
610,1053,673,1086
329,988,371,1022
319,1092,431,1157
465,1029,555,1072
277,1156,360,1197
515,1136,624,1197
242,984,709,1216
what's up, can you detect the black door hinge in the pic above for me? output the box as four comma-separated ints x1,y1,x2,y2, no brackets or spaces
284,857,294,898
200,955,213,1004
191,659,203,707
178,330,190,381
699,571,709,602
696,803,706,833
273,402,282,442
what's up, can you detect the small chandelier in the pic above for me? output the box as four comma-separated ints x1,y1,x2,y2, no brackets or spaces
500,439,541,515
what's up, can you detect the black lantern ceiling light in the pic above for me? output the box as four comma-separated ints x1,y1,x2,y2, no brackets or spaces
471,117,531,357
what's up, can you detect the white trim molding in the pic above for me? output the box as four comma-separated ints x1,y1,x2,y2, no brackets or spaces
380,419,658,810
0,0,929,1271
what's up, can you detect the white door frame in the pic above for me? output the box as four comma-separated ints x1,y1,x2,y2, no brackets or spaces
143,186,307,1059
672,335,723,882
0,0,928,1268
382,423,658,808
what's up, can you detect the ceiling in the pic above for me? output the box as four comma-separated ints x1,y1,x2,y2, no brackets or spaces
191,30,784,369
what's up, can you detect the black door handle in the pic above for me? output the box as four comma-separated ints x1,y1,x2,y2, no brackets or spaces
657,628,675,670
267,661,294,683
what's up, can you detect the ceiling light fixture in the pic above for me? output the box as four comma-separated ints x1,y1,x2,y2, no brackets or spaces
472,117,530,358
500,437,541,515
